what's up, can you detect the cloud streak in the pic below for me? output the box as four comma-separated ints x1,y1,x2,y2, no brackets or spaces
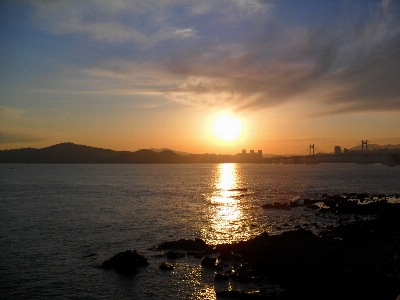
28,0,400,116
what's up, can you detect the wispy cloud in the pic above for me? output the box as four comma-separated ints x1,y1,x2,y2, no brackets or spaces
29,0,400,116
30,0,258,44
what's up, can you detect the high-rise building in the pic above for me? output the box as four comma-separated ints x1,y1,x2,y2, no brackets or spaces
334,146,341,154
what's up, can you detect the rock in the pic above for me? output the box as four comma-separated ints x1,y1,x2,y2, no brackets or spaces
159,262,174,270
158,238,207,251
201,256,217,268
214,273,229,280
215,261,224,270
101,250,149,275
218,251,242,262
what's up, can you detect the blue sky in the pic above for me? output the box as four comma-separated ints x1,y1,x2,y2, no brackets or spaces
1,0,399,154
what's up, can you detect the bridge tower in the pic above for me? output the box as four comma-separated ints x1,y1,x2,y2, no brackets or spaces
362,140,368,164
309,144,315,157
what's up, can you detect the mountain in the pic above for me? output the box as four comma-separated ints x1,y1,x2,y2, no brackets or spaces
0,143,184,164
149,148,192,155
349,143,400,151
380,144,400,150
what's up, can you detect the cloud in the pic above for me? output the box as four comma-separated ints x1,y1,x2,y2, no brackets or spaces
156,1,400,115
174,28,197,38
30,0,261,44
29,1,400,116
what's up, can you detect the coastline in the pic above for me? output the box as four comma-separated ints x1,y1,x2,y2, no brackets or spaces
143,195,400,299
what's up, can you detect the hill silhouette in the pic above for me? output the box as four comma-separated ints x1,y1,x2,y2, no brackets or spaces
2,142,399,164
0,143,184,164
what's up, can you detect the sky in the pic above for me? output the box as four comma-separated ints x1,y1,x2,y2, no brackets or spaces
1,0,400,155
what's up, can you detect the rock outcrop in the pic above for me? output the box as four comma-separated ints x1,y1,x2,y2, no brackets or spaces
101,250,149,275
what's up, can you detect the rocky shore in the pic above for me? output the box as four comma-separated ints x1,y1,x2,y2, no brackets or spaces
102,194,400,299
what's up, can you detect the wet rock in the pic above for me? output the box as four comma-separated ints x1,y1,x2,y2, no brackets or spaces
215,261,224,270
102,250,149,275
201,256,217,268
159,261,174,270
158,238,207,251
218,251,242,262
214,273,229,281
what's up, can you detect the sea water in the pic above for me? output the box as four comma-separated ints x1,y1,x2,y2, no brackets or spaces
1,163,399,299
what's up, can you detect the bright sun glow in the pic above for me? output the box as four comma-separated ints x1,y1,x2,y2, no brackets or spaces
212,114,242,141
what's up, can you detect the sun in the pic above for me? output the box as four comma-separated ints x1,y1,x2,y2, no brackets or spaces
212,114,242,142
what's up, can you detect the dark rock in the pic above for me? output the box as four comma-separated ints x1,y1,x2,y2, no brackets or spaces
215,261,224,270
159,261,174,270
102,250,149,275
201,256,217,268
226,269,237,277
214,273,229,280
158,238,207,251
218,251,242,262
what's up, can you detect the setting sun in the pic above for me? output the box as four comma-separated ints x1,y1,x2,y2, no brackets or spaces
212,114,242,142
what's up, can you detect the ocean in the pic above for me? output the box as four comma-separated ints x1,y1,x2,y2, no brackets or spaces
1,163,399,299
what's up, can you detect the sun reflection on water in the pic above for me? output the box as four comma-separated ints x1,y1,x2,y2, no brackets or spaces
202,163,247,244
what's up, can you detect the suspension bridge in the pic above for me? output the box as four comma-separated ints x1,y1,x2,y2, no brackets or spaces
267,140,399,165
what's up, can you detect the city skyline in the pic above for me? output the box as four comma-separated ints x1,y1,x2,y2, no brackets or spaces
1,1,400,155
2,140,400,157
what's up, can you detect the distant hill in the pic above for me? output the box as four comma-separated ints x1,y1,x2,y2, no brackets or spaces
0,142,258,164
0,143,184,164
349,144,400,151
149,148,192,155
380,144,400,150
2,142,398,164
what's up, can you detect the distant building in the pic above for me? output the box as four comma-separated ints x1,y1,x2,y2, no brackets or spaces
343,148,349,154
334,146,341,155
236,148,263,163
